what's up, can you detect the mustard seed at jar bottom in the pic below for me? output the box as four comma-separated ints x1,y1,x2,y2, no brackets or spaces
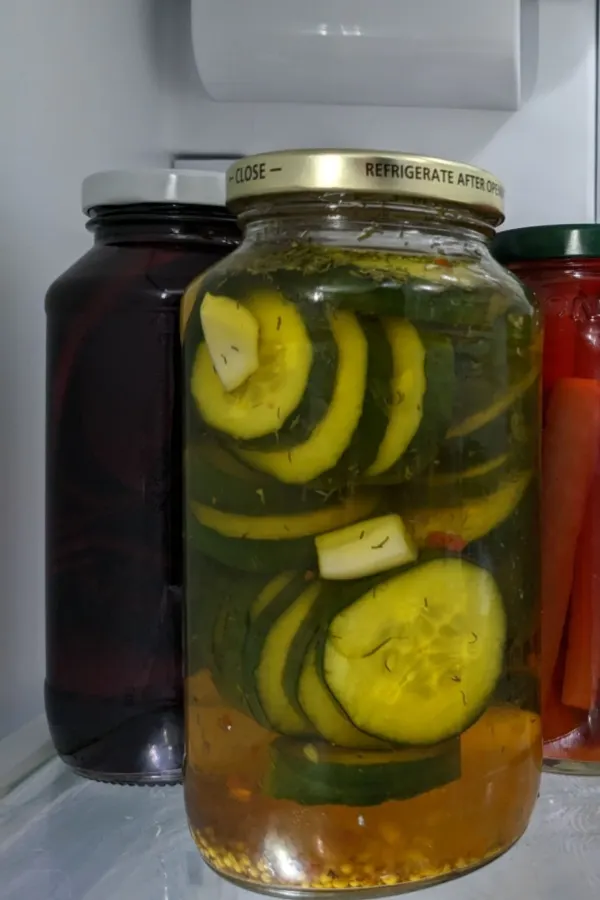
182,150,542,895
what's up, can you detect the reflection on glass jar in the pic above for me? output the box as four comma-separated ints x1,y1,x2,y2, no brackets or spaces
494,224,600,775
184,150,542,895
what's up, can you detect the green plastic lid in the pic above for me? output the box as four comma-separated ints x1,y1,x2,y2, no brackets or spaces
492,224,600,264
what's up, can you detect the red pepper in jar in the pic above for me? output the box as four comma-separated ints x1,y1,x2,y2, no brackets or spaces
492,224,600,772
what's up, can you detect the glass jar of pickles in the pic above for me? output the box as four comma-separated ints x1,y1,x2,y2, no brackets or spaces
183,150,542,895
493,224,600,774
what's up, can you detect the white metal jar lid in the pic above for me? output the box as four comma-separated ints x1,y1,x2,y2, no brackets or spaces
82,169,227,213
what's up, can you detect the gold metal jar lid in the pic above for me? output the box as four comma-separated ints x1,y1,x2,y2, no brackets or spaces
226,150,504,221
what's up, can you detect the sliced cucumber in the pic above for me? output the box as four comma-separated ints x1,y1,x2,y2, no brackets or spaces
244,574,317,734
186,440,343,516
191,490,378,540
187,490,378,573
192,289,313,440
403,453,510,508
259,581,323,734
447,366,539,439
402,470,531,548
240,304,339,451
465,483,540,649
366,319,426,477
250,571,297,622
267,737,461,806
185,551,230,675
323,558,506,745
271,248,510,329
336,319,394,475
239,310,368,483
299,638,387,749
365,332,455,484
186,508,316,573
200,292,260,392
316,514,417,580
242,572,307,728
210,570,273,714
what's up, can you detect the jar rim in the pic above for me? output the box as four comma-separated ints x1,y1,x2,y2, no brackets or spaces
226,150,504,222
492,224,600,263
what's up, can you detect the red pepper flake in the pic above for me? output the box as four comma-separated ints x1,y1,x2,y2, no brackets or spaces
426,532,467,552
434,257,452,267
227,774,252,802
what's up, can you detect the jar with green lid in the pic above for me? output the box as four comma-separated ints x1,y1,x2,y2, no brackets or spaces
493,224,600,775
183,150,542,895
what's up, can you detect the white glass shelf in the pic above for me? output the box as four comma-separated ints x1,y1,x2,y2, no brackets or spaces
1,752,599,899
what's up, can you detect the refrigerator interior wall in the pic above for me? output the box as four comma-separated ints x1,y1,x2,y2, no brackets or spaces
0,0,170,739
167,0,597,228
0,0,596,740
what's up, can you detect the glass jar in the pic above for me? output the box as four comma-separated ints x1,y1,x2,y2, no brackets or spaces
183,150,542,893
493,224,600,775
45,169,240,784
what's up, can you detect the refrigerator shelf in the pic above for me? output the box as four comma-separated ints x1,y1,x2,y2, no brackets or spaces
1,742,599,900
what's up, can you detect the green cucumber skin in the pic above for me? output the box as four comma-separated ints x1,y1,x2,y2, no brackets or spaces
186,443,341,516
303,628,392,748
186,510,317,573
281,588,325,723
210,572,273,715
185,552,227,675
364,334,456,485
399,457,509,508
464,484,540,656
267,738,461,807
435,381,539,474
451,322,511,427
336,318,393,476
242,573,312,731
278,264,503,329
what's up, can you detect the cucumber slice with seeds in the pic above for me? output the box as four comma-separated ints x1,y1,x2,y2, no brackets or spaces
323,558,506,745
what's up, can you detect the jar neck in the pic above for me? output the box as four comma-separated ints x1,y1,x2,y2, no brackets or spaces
87,203,240,248
237,195,495,258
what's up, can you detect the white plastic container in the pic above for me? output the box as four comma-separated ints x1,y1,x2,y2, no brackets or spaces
191,0,522,109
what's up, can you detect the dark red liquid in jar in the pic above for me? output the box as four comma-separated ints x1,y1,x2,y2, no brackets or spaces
45,205,239,783
510,258,600,770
